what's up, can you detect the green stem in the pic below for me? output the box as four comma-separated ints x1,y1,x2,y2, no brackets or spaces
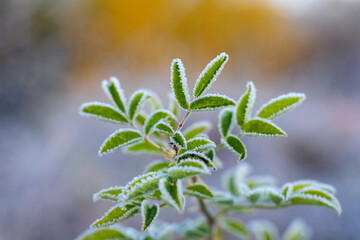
215,143,224,151
144,136,174,158
177,111,191,131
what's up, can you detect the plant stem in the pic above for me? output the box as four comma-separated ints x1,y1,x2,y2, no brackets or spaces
215,143,224,151
144,136,173,158
177,111,191,131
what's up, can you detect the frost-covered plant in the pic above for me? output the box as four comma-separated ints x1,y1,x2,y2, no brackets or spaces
77,53,341,240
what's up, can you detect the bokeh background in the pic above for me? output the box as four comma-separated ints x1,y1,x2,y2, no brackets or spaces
1,0,359,239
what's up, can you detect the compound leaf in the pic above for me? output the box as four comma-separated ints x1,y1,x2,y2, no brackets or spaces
236,81,256,126
159,178,185,213
219,108,235,137
193,52,228,98
93,186,124,202
177,151,216,170
180,137,216,154
223,135,247,161
144,110,177,135
220,219,250,239
168,158,210,179
80,102,128,124
102,77,127,113
183,121,212,140
241,118,286,137
76,227,127,240
257,93,306,120
190,94,236,112
141,200,160,232
153,121,175,135
128,90,150,120
99,129,142,156
184,184,213,199
170,131,187,148
171,59,191,110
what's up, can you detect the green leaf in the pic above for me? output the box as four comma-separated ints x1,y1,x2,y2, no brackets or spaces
170,131,187,148
179,137,215,154
223,163,252,196
236,81,256,126
141,200,160,231
288,180,336,194
99,129,142,156
288,193,341,215
135,112,147,126
144,110,177,135
145,161,171,173
219,219,250,239
177,151,216,170
168,158,210,179
93,186,124,202
80,102,128,124
249,220,279,240
223,135,247,161
184,184,213,199
102,77,127,113
282,219,312,240
171,59,191,110
180,218,210,238
128,90,150,120
219,108,235,137
241,118,286,137
76,227,128,240
190,94,236,112
148,91,163,111
120,172,168,202
125,141,164,156
168,94,181,118
153,121,175,135
90,204,139,228
183,121,212,140
246,187,284,204
257,93,306,120
159,178,185,213
193,52,228,98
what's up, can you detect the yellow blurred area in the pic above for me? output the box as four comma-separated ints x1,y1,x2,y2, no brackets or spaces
60,0,309,80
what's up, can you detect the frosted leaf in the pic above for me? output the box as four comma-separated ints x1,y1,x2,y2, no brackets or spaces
76,227,127,240
257,93,306,120
236,81,256,126
120,172,168,203
80,102,128,124
168,158,210,179
102,77,127,113
241,117,286,137
141,200,160,232
90,203,139,228
124,140,164,156
148,90,163,111
282,219,312,240
144,160,171,173
246,187,284,204
289,180,336,194
223,135,247,161
190,94,236,112
171,58,191,110
222,163,252,196
179,137,216,154
144,109,177,135
219,218,250,239
168,93,180,118
184,184,214,199
219,108,235,137
159,178,185,213
246,175,276,189
93,186,124,202
178,218,209,238
288,193,341,215
128,90,150,120
193,52,229,98
99,129,142,156
170,131,187,148
249,220,279,240
183,121,212,140
177,151,216,170
145,222,175,240
135,112,147,126
153,120,175,135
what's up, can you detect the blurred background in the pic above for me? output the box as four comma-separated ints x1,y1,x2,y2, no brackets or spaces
1,0,359,239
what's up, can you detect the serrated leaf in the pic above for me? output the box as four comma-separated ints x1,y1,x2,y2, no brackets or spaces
170,131,187,148
91,203,139,228
220,219,250,239
288,193,341,215
223,135,247,161
144,110,177,135
125,141,164,156
190,94,236,112
289,180,336,194
236,81,256,126
193,52,228,98
183,121,212,140
93,186,124,202
168,158,210,179
179,137,216,154
76,227,128,240
219,108,235,137
99,129,142,156
145,161,171,173
184,184,213,199
171,59,191,110
120,172,167,203
249,220,279,240
153,121,175,135
159,178,185,213
282,219,312,240
257,93,306,120
80,102,128,124
177,151,216,170
241,118,286,137
128,90,150,120
141,200,160,232
102,77,127,113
